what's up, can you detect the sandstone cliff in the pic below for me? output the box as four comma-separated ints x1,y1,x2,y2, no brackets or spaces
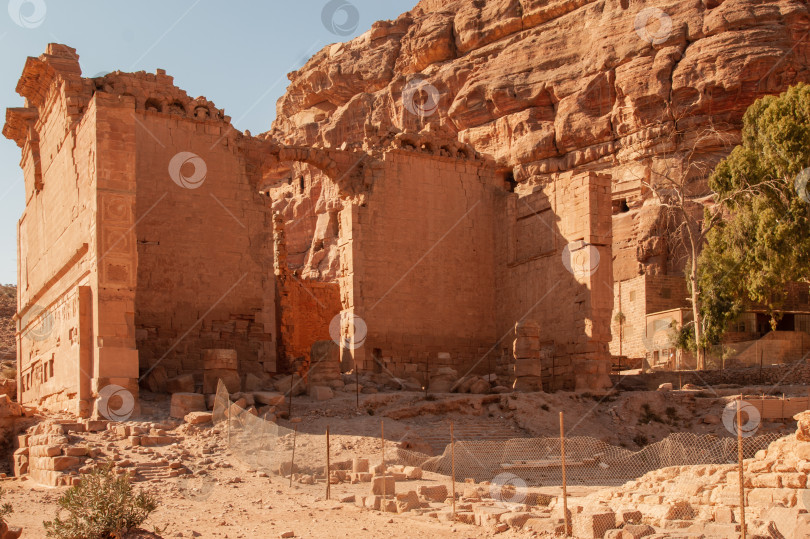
265,0,810,281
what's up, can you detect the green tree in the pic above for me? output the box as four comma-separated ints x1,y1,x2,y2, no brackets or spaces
699,83,810,343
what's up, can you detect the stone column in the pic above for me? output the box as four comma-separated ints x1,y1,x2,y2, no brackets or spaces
203,349,240,394
513,320,543,392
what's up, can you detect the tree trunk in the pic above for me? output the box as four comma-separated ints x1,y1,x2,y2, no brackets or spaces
690,257,704,370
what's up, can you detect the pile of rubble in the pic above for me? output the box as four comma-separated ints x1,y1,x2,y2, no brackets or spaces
14,417,197,487
570,412,810,538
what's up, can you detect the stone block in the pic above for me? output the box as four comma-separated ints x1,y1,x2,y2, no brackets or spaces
170,393,206,418
513,376,542,392
203,349,238,370
364,495,381,511
370,475,395,496
85,420,109,432
254,392,285,406
353,458,369,473
418,484,448,502
243,373,263,392
403,466,422,479
616,510,642,526
310,386,333,401
184,411,213,425
474,506,508,526
166,374,195,394
203,369,240,394
572,510,615,539
64,446,88,457
395,490,420,513
502,512,533,529
29,445,62,458
620,524,655,538
33,455,80,471
514,359,543,377
274,375,306,397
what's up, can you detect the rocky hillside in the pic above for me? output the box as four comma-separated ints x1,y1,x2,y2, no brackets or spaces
0,285,15,363
266,0,810,281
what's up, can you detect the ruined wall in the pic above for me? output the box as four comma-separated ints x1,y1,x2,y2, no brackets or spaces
339,149,500,377
8,46,102,415
4,45,280,413
126,79,276,382
495,171,613,391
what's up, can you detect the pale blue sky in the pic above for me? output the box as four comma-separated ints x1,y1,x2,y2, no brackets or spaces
0,0,416,284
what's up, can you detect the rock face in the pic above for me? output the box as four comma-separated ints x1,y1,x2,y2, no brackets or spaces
267,0,810,281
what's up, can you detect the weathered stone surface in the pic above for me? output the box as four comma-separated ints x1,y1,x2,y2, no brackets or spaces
170,393,206,419
370,475,395,496
184,411,213,425
166,374,195,394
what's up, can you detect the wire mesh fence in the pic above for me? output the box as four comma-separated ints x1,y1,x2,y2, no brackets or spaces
212,380,786,492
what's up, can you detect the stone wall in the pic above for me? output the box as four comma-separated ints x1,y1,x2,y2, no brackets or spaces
496,171,613,391
338,149,500,377
4,44,279,414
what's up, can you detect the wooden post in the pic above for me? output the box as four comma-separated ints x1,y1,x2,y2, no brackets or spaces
737,403,746,539
289,424,298,488
759,344,763,384
227,403,231,445
425,355,430,398
381,420,386,507
782,394,785,419
289,373,294,418
451,421,456,521
355,364,360,410
560,412,570,537
326,426,331,500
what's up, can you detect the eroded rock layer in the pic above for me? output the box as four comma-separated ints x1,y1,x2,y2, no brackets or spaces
266,0,810,280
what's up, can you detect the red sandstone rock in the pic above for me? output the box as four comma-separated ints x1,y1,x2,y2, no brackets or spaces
170,393,206,419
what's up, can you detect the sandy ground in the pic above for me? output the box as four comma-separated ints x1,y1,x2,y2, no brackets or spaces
2,385,800,538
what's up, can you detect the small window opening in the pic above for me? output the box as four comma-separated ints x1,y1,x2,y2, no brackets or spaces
504,171,517,193
299,177,305,192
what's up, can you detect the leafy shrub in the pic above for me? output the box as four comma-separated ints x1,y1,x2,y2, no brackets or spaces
0,488,12,522
43,464,158,539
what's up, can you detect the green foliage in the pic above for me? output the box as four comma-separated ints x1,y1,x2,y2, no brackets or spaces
0,488,13,523
43,464,158,539
699,83,810,340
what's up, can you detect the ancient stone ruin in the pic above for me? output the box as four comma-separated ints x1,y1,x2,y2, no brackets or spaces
4,42,616,417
